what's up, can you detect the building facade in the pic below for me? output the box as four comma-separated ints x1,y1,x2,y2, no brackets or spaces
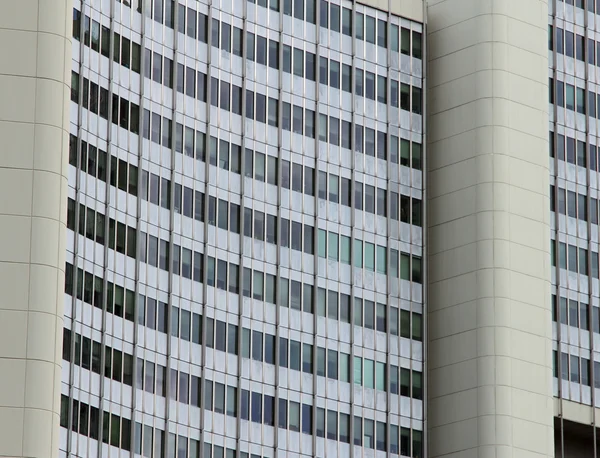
426,0,554,457
57,0,426,457
7,0,600,458
549,0,600,455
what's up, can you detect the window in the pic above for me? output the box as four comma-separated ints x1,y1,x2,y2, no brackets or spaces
566,84,575,111
355,68,364,96
365,15,376,44
330,60,340,89
327,410,337,440
413,371,423,399
302,404,312,434
328,290,338,319
302,343,313,373
365,71,375,99
318,229,327,258
577,87,586,114
265,334,275,365
354,356,362,385
290,281,302,311
377,75,387,104
263,395,275,426
252,330,263,362
342,7,352,35
279,278,289,308
400,27,411,55
289,340,300,371
376,421,386,451
328,232,339,261
293,47,304,77
364,419,374,449
240,390,250,420
315,408,325,438
320,57,328,85
319,114,327,143
340,353,350,382
237,328,249,359
375,18,387,47
364,358,375,388
289,402,300,432
302,284,313,313
364,242,375,271
251,392,262,423
279,337,288,368
413,31,422,59
354,416,363,446
253,271,264,300
266,275,277,304
315,288,326,317
342,64,352,93
570,355,580,383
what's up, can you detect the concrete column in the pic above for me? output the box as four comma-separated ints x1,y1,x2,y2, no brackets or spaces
0,1,72,457
426,0,554,457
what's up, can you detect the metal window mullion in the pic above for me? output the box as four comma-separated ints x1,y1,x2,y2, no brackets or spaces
97,0,119,452
420,5,428,458
130,0,149,451
571,5,583,424
348,1,358,454
583,0,598,432
590,3,600,458
552,3,566,458
236,0,249,454
312,0,321,447
272,0,284,455
66,2,89,454
582,1,600,454
406,17,419,454
553,7,564,401
384,4,393,455
187,1,207,450
164,1,182,454
200,4,215,457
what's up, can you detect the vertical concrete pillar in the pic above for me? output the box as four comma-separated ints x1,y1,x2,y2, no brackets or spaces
0,1,72,457
426,1,554,457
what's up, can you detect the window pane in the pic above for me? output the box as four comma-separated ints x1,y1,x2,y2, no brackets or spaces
354,356,362,385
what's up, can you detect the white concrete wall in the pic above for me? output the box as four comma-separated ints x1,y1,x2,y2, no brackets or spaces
426,0,554,457
0,1,72,457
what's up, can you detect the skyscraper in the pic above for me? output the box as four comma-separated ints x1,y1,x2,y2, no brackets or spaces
3,0,599,458
547,0,600,454
0,0,425,456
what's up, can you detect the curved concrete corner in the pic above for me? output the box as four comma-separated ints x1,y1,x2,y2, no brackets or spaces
0,1,72,457
426,0,554,457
